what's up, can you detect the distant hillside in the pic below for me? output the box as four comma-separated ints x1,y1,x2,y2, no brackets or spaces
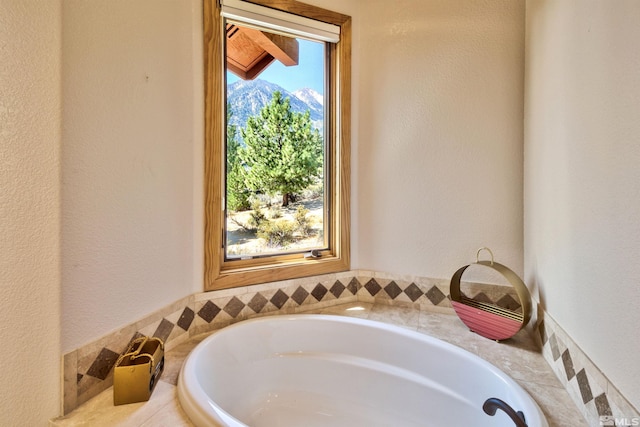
227,79,324,137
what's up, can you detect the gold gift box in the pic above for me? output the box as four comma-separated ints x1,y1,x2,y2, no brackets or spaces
113,336,165,406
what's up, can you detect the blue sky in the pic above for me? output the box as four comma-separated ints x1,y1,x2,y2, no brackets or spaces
227,38,325,94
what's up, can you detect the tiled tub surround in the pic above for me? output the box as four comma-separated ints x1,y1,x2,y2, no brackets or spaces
57,270,636,426
54,301,585,426
536,311,640,426
61,270,519,415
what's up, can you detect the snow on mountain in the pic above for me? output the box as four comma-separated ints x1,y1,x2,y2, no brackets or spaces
227,79,324,137
293,87,323,107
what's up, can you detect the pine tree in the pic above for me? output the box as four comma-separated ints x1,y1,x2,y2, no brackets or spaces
226,104,250,211
240,91,323,206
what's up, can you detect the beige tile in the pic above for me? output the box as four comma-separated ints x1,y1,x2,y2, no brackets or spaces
356,289,375,303
139,386,194,427
52,381,176,427
417,302,455,314
196,286,248,301
75,373,112,414
475,339,561,388
189,322,225,337
568,339,609,396
519,380,586,427
368,303,420,330
63,351,78,412
584,400,604,427
160,337,203,387
119,382,180,427
137,319,161,340
164,328,191,352
418,312,495,355
245,278,292,295
294,296,358,313
565,377,590,422
302,301,372,318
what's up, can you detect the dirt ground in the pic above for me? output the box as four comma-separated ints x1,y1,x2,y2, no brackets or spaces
226,198,324,256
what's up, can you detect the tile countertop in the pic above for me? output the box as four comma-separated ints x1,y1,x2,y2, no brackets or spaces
51,302,585,427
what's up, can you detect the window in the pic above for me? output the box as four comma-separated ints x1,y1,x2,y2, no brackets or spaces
204,0,351,290
225,26,327,259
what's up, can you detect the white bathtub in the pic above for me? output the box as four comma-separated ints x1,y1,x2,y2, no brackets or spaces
178,314,547,427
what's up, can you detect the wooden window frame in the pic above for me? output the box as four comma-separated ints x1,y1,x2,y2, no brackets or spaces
204,0,351,290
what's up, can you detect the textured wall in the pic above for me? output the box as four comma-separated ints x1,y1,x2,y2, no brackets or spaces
59,0,525,355
525,0,640,411
61,0,202,352
356,0,525,279
0,0,62,424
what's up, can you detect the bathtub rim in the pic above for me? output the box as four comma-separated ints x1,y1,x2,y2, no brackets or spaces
177,313,548,427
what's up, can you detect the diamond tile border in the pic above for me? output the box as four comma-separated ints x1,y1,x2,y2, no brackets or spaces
61,271,531,415
63,295,194,414
63,269,617,420
536,308,640,425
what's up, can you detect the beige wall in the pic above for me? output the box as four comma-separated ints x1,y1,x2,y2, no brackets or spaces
59,0,526,351
61,0,203,352
356,0,526,279
525,0,640,410
0,0,62,424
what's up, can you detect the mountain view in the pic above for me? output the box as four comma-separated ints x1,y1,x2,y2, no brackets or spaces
227,79,324,136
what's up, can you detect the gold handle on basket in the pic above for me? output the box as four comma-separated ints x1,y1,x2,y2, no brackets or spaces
476,247,494,265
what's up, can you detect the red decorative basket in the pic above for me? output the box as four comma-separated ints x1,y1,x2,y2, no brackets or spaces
450,248,531,341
